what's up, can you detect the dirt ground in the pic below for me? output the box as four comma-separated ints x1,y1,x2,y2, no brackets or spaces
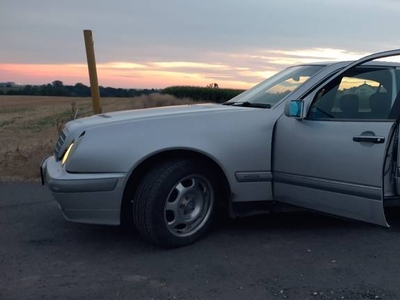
0,94,193,181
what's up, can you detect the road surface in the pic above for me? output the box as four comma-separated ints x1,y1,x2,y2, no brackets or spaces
1,182,400,300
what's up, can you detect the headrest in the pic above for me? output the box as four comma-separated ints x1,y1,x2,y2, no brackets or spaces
369,93,391,114
340,94,359,113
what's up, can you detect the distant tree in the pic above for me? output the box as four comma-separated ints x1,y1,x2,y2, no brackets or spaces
31,85,40,95
206,83,219,89
22,85,33,95
51,80,70,96
73,83,90,97
52,80,63,87
39,84,53,96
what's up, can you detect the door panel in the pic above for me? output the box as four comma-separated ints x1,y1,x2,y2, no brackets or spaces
272,116,394,226
273,182,387,225
272,60,400,226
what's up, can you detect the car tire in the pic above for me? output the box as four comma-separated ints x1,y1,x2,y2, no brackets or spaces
133,159,218,248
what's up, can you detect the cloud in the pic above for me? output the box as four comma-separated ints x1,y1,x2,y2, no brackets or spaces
0,47,369,88
1,0,400,87
2,0,399,63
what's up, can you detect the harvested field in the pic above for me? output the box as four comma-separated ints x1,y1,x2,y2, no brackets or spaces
0,94,195,181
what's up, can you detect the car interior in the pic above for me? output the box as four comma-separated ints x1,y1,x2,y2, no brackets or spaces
308,67,400,120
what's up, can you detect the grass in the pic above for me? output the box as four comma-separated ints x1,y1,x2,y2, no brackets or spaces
0,120,16,127
0,94,195,181
0,107,31,114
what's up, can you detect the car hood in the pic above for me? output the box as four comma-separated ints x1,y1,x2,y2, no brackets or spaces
67,103,252,131
57,102,281,170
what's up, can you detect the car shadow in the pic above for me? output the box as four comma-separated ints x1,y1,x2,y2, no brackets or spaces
384,207,400,229
52,207,400,251
214,207,400,234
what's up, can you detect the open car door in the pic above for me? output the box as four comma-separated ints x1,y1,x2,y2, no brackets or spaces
273,49,400,226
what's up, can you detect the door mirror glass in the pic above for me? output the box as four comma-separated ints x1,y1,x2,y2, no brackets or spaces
288,100,304,119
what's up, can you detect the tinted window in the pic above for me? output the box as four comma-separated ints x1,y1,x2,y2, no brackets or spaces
309,68,394,120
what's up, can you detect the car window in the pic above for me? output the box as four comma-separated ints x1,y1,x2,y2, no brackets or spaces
308,67,395,120
258,74,311,104
227,65,325,107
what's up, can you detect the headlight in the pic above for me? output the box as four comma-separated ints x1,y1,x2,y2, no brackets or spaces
61,142,74,165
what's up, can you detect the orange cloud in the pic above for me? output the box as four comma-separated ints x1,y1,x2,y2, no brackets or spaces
0,48,373,90
0,64,88,85
0,62,255,89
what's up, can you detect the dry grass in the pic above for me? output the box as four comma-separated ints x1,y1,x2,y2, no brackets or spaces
0,93,195,181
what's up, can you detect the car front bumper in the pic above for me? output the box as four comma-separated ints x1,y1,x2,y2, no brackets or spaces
41,156,128,225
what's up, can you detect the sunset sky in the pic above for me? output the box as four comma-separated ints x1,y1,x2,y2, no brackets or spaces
1,0,399,89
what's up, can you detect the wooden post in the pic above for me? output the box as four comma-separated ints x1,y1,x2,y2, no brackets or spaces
83,30,101,114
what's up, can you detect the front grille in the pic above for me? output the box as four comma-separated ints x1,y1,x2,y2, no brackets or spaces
54,128,68,158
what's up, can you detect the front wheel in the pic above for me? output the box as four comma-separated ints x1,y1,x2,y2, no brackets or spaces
133,159,219,248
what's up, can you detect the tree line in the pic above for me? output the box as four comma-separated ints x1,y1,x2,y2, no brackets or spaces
0,80,246,103
0,80,158,97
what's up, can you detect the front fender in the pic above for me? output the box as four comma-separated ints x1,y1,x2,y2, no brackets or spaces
65,108,280,202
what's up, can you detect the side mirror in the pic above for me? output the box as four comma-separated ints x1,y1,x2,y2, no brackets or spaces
284,100,304,119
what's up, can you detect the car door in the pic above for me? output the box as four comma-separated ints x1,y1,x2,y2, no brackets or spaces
272,50,400,226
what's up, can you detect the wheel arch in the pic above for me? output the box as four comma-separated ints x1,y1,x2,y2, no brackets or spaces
120,149,231,225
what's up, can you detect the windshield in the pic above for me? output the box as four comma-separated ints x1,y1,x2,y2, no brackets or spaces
226,65,326,107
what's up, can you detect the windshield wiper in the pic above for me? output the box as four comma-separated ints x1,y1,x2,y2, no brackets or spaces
222,101,271,109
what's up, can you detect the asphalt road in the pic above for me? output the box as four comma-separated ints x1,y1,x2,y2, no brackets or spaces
1,182,400,300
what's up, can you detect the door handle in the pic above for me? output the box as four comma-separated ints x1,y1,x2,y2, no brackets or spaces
353,136,385,143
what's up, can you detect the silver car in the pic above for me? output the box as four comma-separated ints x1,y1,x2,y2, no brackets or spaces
41,49,400,247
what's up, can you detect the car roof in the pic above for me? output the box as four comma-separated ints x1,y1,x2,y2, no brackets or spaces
301,60,400,68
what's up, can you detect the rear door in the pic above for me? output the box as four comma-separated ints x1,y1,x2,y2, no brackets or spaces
272,50,400,226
